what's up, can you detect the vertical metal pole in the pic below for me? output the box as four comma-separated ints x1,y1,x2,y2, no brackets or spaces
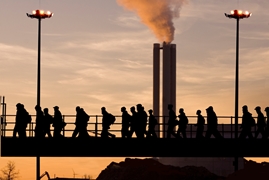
36,17,41,180
234,17,239,172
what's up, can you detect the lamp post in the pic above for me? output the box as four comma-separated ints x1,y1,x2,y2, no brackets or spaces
26,9,53,180
225,9,251,172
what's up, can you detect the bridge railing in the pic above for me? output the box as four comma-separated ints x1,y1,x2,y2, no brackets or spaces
0,115,261,138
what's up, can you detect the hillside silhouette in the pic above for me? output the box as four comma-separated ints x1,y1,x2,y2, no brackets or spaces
96,158,225,180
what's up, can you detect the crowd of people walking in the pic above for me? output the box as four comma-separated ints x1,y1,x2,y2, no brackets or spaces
10,102,269,139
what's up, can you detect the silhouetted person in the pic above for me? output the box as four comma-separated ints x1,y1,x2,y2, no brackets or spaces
146,109,158,138
254,106,266,139
205,106,223,139
195,110,205,138
121,107,131,138
239,105,254,139
72,106,90,138
177,108,188,138
265,107,269,138
167,104,178,138
35,105,44,138
136,104,147,138
101,107,116,138
53,106,64,138
43,108,53,138
129,106,138,138
13,103,31,138
78,108,90,138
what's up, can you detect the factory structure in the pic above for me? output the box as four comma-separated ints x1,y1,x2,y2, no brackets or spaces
152,42,244,177
153,42,176,138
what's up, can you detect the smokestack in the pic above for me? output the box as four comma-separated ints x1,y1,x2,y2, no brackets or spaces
153,43,160,137
153,42,176,138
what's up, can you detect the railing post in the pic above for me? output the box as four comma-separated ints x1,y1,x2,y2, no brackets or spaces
190,124,192,138
63,115,65,137
95,115,98,138
231,116,233,139
163,116,165,138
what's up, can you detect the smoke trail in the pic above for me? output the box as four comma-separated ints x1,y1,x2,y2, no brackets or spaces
117,0,187,43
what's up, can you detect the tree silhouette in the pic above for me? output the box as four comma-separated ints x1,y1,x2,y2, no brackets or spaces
0,161,19,180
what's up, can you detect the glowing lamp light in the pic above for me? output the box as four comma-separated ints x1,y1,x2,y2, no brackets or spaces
27,9,53,19
224,9,251,19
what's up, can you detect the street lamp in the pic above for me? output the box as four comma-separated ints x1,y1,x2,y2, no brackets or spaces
225,9,251,172
27,9,53,180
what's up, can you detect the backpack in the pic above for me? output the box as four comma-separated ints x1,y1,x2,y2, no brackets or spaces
108,113,116,125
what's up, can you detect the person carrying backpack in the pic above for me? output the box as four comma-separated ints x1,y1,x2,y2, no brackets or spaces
101,107,116,138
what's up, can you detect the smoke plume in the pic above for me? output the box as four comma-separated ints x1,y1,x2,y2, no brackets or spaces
117,0,187,43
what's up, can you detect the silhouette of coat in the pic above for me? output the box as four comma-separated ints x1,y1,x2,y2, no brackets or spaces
13,103,30,138
239,105,254,139
101,107,115,138
35,105,44,138
146,110,158,138
53,106,64,138
129,107,138,138
121,107,131,138
177,109,188,138
195,110,205,138
254,106,266,139
205,106,223,139
167,104,178,138
43,108,53,138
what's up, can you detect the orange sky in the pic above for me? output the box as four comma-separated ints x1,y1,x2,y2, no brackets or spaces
1,0,269,179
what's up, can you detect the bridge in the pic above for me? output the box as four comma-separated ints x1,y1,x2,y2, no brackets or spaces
1,114,269,157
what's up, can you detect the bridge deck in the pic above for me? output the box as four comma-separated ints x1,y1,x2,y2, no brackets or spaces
1,137,269,157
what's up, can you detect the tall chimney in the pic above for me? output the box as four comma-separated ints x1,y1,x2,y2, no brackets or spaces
153,42,176,138
153,43,160,137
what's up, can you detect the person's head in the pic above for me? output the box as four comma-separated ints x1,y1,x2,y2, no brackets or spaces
168,104,173,110
242,105,248,113
255,106,261,112
130,106,135,112
101,107,106,114
196,110,201,115
148,109,153,115
44,108,48,114
16,103,22,109
136,104,142,111
179,108,184,113
35,105,41,111
76,106,80,111
121,107,126,112
265,107,269,113
53,106,59,111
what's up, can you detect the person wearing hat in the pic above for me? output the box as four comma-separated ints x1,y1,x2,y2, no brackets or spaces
146,109,158,138
195,110,205,139
254,106,266,139
205,106,223,139
239,105,254,139
53,106,64,138
121,106,131,138
177,108,188,138
167,104,178,138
